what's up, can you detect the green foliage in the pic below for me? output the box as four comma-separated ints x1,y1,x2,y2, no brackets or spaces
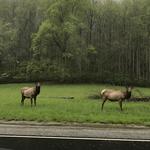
26,61,42,80
0,0,150,85
0,20,17,72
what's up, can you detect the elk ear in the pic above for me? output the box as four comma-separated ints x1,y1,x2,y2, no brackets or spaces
35,82,40,86
37,82,40,86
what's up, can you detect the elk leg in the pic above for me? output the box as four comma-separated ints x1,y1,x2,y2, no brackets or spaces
34,97,36,106
119,100,123,111
21,95,25,106
101,99,107,111
31,98,33,107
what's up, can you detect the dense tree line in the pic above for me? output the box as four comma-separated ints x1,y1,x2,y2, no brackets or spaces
0,0,150,86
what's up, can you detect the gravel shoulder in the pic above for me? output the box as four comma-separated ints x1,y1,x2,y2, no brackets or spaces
0,121,150,140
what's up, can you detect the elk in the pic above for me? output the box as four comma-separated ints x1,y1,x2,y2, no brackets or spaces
101,86,133,111
21,82,41,107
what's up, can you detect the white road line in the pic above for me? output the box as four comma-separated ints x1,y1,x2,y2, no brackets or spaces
0,134,150,142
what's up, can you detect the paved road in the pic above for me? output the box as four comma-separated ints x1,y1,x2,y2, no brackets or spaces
0,123,150,140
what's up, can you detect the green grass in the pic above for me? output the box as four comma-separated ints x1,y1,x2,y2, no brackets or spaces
0,83,150,126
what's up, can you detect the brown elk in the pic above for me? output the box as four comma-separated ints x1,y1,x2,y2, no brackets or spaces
21,82,41,107
101,86,133,111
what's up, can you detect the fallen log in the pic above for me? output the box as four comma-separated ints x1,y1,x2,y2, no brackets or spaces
40,96,74,99
88,94,101,99
126,97,150,102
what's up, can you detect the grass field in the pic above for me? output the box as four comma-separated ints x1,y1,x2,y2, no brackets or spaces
0,83,150,126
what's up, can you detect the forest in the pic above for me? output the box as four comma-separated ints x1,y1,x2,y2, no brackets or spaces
0,0,150,86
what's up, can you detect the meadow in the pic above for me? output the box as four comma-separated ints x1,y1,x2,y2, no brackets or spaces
0,83,150,126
